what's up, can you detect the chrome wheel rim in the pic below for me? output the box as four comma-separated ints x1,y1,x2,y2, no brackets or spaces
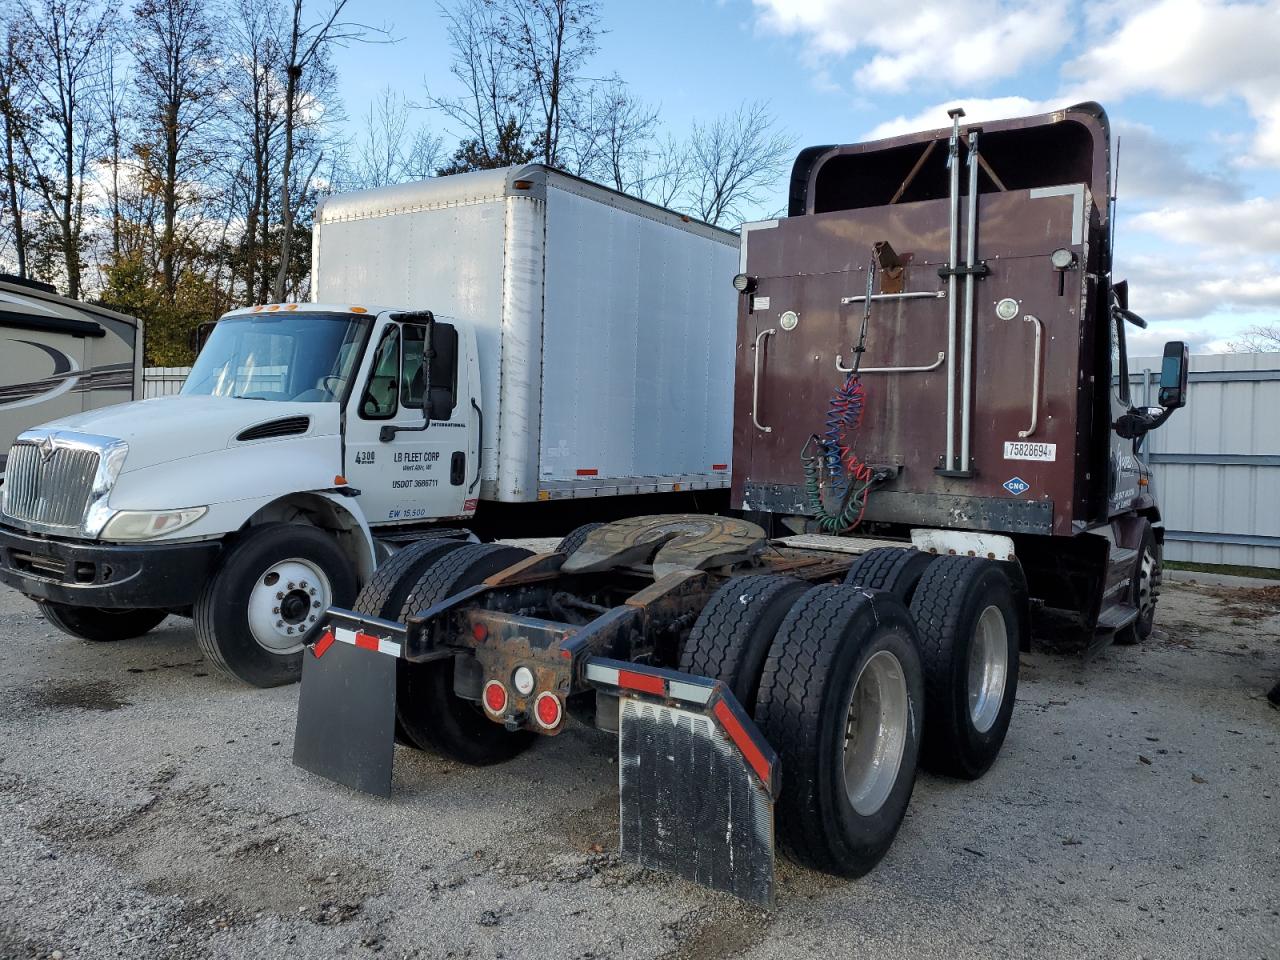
246,557,330,655
843,650,910,816
968,605,1009,733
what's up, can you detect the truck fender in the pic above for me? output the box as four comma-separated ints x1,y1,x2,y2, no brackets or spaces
242,491,377,586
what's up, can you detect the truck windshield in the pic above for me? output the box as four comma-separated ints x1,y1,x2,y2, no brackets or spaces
181,312,371,402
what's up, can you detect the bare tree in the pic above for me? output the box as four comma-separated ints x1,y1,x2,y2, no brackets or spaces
12,0,114,298
687,101,793,227
271,0,378,303
1229,324,1280,352
427,0,525,167
97,32,132,261
132,0,223,302
494,0,599,168
564,75,657,192
0,18,33,276
635,132,692,209
347,86,441,189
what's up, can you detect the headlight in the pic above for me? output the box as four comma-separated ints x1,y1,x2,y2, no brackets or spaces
101,507,208,541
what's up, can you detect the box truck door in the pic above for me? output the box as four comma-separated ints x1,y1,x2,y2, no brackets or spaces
345,319,473,525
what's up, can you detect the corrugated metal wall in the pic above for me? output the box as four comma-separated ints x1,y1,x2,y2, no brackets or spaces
143,367,191,398
1130,352,1280,568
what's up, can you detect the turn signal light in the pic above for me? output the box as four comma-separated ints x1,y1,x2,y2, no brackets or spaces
483,680,508,714
534,692,563,729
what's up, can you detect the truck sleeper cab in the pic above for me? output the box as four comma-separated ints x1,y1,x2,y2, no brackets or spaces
291,104,1190,908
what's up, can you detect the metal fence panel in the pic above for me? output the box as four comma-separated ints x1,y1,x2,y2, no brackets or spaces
1131,352,1280,568
143,366,191,398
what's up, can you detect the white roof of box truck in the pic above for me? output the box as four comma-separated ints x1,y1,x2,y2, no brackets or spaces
316,165,735,246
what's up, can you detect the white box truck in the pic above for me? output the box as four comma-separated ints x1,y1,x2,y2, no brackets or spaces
0,166,738,686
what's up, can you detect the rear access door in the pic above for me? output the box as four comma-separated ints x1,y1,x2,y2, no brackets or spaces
732,186,1097,538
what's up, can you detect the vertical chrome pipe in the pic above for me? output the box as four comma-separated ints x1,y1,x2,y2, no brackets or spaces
944,108,964,471
960,128,980,473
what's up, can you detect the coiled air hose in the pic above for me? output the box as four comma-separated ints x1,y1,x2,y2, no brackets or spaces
802,374,874,533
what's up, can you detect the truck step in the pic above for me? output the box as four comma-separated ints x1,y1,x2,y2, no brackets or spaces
1096,604,1138,633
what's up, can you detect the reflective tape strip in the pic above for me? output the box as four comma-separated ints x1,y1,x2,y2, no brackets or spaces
713,699,772,787
667,679,714,706
617,669,666,697
586,663,620,687
332,625,402,659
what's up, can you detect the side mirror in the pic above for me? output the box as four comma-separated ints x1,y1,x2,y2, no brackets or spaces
191,320,217,355
1158,341,1189,409
1112,279,1129,311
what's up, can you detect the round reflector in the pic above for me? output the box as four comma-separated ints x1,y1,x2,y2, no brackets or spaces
483,680,507,714
534,692,562,729
513,666,535,696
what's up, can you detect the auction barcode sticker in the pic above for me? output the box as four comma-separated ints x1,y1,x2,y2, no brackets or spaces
1004,441,1057,462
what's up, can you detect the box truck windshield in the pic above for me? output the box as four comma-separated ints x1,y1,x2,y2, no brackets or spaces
182,312,369,402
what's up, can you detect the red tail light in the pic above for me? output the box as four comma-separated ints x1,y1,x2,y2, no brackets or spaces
483,680,508,714
534,692,563,729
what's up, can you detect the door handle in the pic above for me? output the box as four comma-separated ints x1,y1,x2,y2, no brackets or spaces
469,398,482,492
752,327,776,433
1018,314,1044,438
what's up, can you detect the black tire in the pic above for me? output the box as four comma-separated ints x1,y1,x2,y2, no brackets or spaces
909,556,1021,779
194,523,358,688
843,547,936,604
678,574,808,714
395,543,536,765
556,522,604,556
37,602,166,643
355,538,467,748
353,539,467,621
756,585,924,877
1115,521,1159,645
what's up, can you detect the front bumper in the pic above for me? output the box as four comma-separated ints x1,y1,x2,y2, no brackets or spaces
0,523,222,608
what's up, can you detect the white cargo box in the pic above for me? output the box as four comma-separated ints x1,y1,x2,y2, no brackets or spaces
312,165,738,503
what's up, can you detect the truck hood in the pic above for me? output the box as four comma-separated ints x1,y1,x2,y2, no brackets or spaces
26,396,341,474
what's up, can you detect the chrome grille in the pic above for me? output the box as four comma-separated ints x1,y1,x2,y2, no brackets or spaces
2,440,101,530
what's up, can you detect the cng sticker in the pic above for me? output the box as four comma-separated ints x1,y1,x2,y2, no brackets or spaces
1002,476,1030,497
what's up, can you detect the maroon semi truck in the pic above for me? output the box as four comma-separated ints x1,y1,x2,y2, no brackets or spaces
291,103,1188,906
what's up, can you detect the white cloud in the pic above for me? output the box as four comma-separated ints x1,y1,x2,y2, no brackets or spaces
1117,250,1280,324
1128,196,1280,255
752,1,1071,91
1113,122,1243,203
863,96,1072,141
1063,0,1280,166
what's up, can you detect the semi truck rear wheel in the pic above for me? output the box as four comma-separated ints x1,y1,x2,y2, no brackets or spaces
843,547,936,604
1115,521,1159,645
194,522,357,688
353,538,468,747
679,574,808,714
37,602,167,643
755,585,924,876
909,556,1021,779
394,543,536,765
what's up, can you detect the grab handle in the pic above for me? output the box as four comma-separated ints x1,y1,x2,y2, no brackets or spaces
752,328,776,433
1018,314,1043,438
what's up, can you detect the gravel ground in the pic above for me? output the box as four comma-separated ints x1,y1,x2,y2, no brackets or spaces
0,577,1276,960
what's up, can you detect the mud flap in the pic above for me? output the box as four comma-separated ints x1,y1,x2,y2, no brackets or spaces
587,659,778,907
292,613,402,797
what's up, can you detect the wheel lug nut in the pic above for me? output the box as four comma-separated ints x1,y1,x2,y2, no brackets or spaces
287,582,295,590
273,606,280,614
276,620,284,628
287,626,294,634
309,615,316,622
300,580,308,589
276,592,284,600
312,601,321,608
309,588,317,596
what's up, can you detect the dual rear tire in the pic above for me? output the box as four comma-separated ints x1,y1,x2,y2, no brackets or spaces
680,550,1023,877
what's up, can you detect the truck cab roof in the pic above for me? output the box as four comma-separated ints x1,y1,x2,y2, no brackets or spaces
221,303,397,319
